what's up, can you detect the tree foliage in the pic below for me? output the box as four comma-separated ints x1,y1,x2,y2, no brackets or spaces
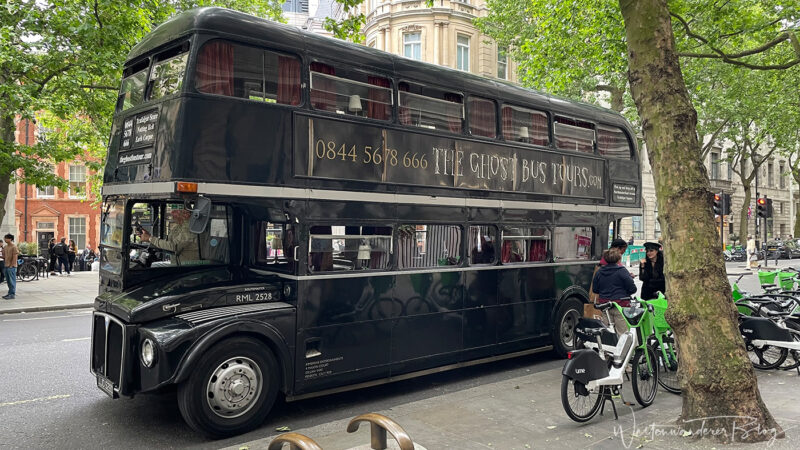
0,0,285,223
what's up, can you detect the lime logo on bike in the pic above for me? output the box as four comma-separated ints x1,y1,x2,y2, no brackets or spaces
743,328,754,334
575,368,586,374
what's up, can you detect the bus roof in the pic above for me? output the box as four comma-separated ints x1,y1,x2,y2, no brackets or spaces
128,7,635,137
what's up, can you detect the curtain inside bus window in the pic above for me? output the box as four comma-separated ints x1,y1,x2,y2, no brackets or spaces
468,97,496,138
597,126,630,159
444,93,463,133
367,76,391,120
277,56,301,105
501,106,513,140
554,117,595,153
196,41,234,96
398,83,411,125
530,111,548,146
310,62,336,111
529,240,547,262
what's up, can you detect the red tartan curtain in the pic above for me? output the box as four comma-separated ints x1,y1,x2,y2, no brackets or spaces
277,56,301,105
529,240,547,262
501,240,512,263
531,112,548,146
368,76,391,120
398,82,411,125
444,93,463,133
501,106,513,140
310,62,336,111
468,97,496,138
196,41,234,96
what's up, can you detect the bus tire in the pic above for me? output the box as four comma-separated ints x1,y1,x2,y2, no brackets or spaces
177,336,279,439
553,297,583,358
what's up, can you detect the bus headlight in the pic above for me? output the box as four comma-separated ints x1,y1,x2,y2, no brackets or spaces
141,338,157,367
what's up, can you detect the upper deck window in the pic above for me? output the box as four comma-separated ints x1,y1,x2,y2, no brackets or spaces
195,40,301,105
554,116,595,153
398,82,463,133
468,96,496,138
501,104,548,146
149,44,189,101
118,60,149,112
310,63,392,120
597,125,632,160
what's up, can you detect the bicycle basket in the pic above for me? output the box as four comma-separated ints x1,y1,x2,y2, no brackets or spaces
649,297,670,331
757,270,778,286
777,271,796,291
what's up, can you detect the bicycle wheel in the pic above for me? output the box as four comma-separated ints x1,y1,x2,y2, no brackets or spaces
560,375,603,422
19,263,36,282
631,346,659,407
745,339,787,370
655,333,680,394
779,330,800,371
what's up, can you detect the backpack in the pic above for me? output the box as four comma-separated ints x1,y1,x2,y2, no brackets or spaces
54,243,67,256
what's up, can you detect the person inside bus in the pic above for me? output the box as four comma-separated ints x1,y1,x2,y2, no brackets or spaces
639,242,665,300
140,208,199,265
592,248,636,334
471,235,495,264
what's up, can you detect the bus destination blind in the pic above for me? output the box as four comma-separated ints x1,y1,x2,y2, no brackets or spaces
299,116,605,199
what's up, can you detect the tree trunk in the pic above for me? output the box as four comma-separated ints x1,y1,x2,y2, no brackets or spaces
0,113,15,229
619,0,781,442
739,183,751,240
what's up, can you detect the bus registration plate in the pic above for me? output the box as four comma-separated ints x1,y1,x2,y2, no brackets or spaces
96,374,117,398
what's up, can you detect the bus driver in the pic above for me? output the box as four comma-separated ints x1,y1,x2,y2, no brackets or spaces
140,208,199,265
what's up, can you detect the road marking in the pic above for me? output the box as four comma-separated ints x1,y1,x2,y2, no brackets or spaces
62,337,90,342
0,394,71,408
2,315,75,322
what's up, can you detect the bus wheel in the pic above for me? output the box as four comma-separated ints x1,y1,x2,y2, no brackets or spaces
177,337,279,439
553,298,583,358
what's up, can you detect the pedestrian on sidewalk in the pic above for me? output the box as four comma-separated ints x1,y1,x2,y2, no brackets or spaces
3,234,18,299
747,235,758,269
54,238,71,276
0,239,5,284
592,248,637,334
639,242,665,300
68,240,77,273
48,238,57,275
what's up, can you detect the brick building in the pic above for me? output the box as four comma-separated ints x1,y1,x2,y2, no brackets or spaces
14,118,100,256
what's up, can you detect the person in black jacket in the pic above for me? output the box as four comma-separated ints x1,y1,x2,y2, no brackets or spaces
48,238,56,275
592,248,637,334
640,242,666,300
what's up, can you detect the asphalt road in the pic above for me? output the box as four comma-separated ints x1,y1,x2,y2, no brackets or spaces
0,260,794,449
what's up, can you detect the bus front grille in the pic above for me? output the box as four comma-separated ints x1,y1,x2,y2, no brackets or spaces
91,312,126,391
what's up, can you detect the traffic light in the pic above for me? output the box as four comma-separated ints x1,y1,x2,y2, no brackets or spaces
757,197,767,218
722,193,732,215
713,193,722,215
766,198,773,218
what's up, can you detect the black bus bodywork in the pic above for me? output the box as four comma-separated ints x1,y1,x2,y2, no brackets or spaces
93,8,642,438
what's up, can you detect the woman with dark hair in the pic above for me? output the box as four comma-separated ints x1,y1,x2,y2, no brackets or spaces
640,242,666,300
68,240,78,273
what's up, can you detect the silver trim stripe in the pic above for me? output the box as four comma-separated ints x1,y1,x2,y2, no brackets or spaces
176,302,292,324
255,259,598,281
102,181,642,215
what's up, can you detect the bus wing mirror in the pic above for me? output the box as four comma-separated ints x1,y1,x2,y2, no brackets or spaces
189,197,212,234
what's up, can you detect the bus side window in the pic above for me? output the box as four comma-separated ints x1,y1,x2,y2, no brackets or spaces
501,104,548,146
397,224,462,269
308,225,391,272
553,226,593,261
501,226,551,263
397,82,463,133
309,63,392,120
255,221,294,271
554,116,595,153
597,125,632,160
468,225,497,265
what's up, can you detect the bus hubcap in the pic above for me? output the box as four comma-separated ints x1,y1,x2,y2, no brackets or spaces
206,357,263,418
561,309,580,347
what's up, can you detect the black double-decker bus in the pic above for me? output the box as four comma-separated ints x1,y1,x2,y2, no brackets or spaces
92,7,641,438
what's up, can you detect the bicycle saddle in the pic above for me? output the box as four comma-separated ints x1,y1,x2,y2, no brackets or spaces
594,302,614,311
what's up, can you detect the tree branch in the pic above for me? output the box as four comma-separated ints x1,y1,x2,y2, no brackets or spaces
32,63,77,95
671,12,800,70
79,85,118,91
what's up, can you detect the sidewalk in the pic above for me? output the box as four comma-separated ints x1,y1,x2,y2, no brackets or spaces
230,366,800,450
0,270,97,314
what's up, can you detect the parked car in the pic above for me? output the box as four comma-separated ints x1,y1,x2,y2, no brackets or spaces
765,240,800,259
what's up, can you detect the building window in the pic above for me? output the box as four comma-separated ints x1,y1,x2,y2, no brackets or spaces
497,47,507,79
779,163,786,189
654,206,661,238
632,216,644,240
69,217,86,250
282,0,309,13
456,35,470,71
69,165,87,198
403,32,421,60
768,161,774,187
36,164,55,198
368,39,376,48
710,152,719,179
37,222,54,230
